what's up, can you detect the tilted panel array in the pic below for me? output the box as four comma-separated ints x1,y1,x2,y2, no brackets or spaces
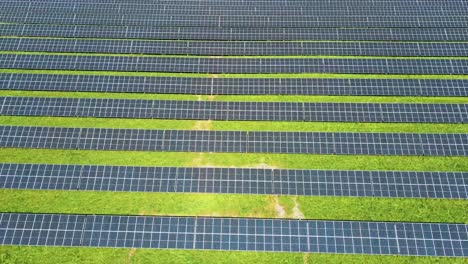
1,163,466,199
3,0,468,8
3,38,468,56
1,54,467,74
1,97,467,123
1,0,467,259
1,73,467,96
2,5,468,16
2,24,468,41
1,213,467,257
2,12,467,28
3,0,468,5
0,126,466,156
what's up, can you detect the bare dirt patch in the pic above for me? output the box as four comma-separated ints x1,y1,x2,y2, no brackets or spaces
191,153,216,168
191,153,205,166
125,248,137,264
292,197,305,219
192,120,213,130
252,163,278,169
271,196,287,218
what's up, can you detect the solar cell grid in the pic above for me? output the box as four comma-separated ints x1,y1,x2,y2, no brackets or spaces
2,54,467,75
2,8,467,18
1,96,466,123
3,0,467,7
1,163,466,199
2,5,467,16
0,126,466,156
1,73,467,96
1,213,467,256
1,13,467,28
2,25,467,41
3,38,468,57
1,0,467,258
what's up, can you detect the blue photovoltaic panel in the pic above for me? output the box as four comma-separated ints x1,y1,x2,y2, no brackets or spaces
1,163,466,199
1,213,467,257
0,126,466,156
0,73,466,97
1,25,467,41
2,0,467,7
1,0,467,259
2,38,468,57
1,13,466,28
0,54,467,75
1,97,466,123
1,4,467,16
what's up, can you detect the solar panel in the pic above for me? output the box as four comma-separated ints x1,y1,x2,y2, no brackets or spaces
3,0,467,8
1,13,466,28
2,5,466,16
1,163,466,199
1,97,466,123
1,213,467,257
1,24,466,41
0,5,468,18
1,0,467,259
1,54,467,75
0,126,466,156
3,38,468,57
1,73,467,97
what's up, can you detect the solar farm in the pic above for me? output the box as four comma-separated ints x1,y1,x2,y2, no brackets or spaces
0,0,467,262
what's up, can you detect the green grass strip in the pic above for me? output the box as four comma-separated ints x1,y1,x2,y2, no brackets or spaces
1,246,463,264
2,149,467,172
2,90,468,104
1,116,468,134
3,50,468,60
2,68,468,80
1,190,467,223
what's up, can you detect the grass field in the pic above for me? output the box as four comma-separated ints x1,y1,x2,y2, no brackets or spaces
1,35,467,263
2,246,466,264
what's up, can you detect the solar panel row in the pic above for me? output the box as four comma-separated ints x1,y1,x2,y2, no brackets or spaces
1,73,467,96
0,9,468,19
1,54,467,74
2,13,466,28
1,213,466,256
2,6,467,16
1,163,466,199
4,0,467,7
3,38,468,57
2,25,466,41
1,0,466,259
0,126,466,156
1,97,466,123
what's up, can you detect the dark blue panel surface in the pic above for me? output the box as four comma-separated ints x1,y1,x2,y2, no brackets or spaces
1,54,466,75
1,97,466,123
1,12,467,28
1,73,466,96
0,126,466,156
1,25,466,41
2,38,468,57
2,4,467,16
1,163,466,199
2,0,466,7
1,213,467,257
